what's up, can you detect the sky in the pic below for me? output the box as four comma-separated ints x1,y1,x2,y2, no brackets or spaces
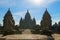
0,0,60,25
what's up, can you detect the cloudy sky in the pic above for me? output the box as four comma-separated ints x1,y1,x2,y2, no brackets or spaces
0,0,60,25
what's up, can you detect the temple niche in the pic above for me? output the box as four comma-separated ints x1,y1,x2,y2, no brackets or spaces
19,10,36,29
41,9,52,30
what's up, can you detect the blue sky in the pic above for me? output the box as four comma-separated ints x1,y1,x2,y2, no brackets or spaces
0,0,60,25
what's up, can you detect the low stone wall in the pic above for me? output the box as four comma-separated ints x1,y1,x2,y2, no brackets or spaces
6,34,48,40
0,34,48,40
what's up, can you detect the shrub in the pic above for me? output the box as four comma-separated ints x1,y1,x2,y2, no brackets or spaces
40,30,53,36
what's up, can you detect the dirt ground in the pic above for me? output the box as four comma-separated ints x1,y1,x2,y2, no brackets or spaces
52,34,60,40
0,34,60,40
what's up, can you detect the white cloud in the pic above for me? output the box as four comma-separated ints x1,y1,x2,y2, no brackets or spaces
14,11,26,17
13,11,26,25
0,0,56,7
36,20,40,25
52,19,60,25
27,0,44,5
13,10,33,18
25,0,56,7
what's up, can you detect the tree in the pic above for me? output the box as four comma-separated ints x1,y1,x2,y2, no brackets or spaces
32,18,36,27
0,24,2,34
0,24,2,29
41,9,52,30
31,25,41,34
52,22,58,33
3,8,15,35
19,17,23,28
57,21,60,33
0,24,1,27
14,25,22,34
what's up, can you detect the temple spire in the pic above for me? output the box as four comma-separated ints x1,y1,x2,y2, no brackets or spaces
3,8,15,35
25,10,31,21
7,8,10,12
6,8,11,15
41,9,52,30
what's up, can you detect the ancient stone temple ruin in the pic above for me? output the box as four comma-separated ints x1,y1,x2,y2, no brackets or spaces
0,9,55,40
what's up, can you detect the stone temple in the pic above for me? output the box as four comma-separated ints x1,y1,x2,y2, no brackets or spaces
0,9,54,40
